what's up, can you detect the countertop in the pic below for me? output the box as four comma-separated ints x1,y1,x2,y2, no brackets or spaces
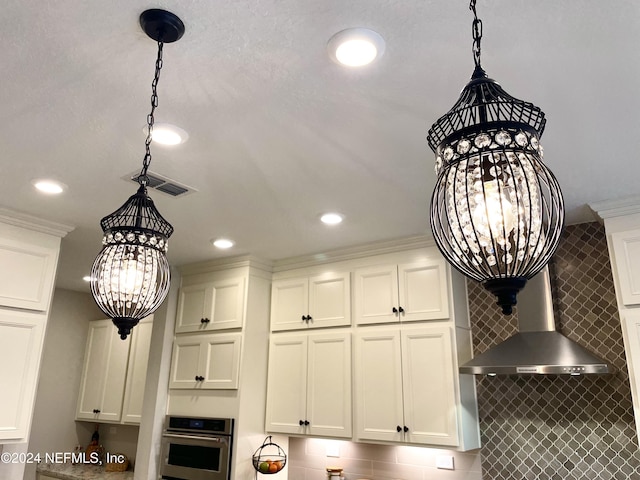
36,462,133,480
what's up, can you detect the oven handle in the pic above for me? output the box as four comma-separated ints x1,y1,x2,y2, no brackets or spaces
162,432,227,443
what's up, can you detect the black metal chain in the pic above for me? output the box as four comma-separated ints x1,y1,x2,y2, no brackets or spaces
470,0,483,68
138,40,165,186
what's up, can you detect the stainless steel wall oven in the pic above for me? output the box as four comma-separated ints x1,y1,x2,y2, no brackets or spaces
159,416,234,480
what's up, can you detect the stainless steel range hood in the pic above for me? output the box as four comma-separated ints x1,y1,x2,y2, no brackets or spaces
459,267,612,375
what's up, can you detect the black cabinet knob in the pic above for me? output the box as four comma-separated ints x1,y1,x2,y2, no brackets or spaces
201,318,210,324
307,315,312,321
301,315,306,321
304,420,310,426
396,425,402,432
93,409,101,414
299,420,304,426
195,375,205,381
392,307,398,314
398,306,405,314
403,426,409,433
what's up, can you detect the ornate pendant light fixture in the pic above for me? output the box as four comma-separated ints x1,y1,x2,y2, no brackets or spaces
90,9,185,340
427,0,564,315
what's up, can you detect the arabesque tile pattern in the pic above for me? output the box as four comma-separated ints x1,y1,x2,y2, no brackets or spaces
468,222,640,479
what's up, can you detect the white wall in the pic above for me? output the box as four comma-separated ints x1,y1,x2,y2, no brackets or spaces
23,288,104,480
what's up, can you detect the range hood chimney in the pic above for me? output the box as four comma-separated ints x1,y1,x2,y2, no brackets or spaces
459,267,612,375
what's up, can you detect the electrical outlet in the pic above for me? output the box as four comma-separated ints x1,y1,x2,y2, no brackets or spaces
325,443,340,458
436,455,454,470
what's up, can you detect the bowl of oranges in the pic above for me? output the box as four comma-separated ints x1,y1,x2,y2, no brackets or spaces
252,436,287,475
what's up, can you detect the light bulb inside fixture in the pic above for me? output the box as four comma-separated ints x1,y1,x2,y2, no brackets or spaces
148,123,188,145
471,180,516,241
213,239,234,249
321,213,344,225
335,39,378,66
328,28,385,67
33,179,65,194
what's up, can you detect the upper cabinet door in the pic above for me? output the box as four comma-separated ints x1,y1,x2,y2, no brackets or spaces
307,272,351,329
175,277,245,333
354,265,400,325
398,260,449,322
611,229,640,306
270,277,309,331
0,309,45,441
0,236,58,311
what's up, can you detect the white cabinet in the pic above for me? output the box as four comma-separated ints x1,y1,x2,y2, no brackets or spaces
76,317,153,424
610,229,640,306
270,272,350,331
354,260,449,325
121,317,154,424
0,234,59,312
265,331,351,438
169,332,242,389
621,309,640,443
0,309,46,441
76,319,131,423
175,276,245,333
354,325,459,446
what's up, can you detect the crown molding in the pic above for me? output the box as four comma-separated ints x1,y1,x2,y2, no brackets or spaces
0,207,75,237
589,196,640,222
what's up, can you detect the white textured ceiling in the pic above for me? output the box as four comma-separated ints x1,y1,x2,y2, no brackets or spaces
2,0,639,291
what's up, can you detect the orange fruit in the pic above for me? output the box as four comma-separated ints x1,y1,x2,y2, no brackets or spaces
269,462,279,473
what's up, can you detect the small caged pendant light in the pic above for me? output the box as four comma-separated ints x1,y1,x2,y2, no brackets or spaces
427,0,564,315
90,9,185,340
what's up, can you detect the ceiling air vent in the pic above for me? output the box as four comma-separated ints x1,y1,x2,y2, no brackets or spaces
123,170,197,198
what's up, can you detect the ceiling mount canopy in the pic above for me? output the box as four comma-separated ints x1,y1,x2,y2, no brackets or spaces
427,0,564,315
90,9,184,340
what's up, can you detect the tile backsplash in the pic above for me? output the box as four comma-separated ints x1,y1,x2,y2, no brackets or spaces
469,222,640,479
286,222,640,480
287,437,481,480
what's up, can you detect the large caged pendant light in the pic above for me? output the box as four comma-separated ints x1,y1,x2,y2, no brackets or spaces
90,9,185,340
427,0,564,315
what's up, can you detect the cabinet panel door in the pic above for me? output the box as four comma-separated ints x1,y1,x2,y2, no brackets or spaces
354,265,399,325
121,316,153,424
308,272,351,328
270,278,309,331
201,333,242,389
306,332,352,438
169,335,203,389
0,237,57,311
0,310,45,441
175,284,214,333
354,328,404,442
621,309,640,442
265,335,308,434
401,326,458,446
209,277,245,330
76,320,130,423
398,260,449,322
611,230,640,306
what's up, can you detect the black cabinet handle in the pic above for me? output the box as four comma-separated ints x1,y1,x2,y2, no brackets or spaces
398,306,405,314
392,307,398,315
301,315,306,321
201,318,210,324
195,375,204,382
299,420,304,426
396,425,402,432
307,315,312,321
403,426,409,433
304,420,310,426
93,409,101,414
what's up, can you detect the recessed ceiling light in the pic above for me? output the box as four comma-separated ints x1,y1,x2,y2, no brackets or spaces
212,238,234,249
327,28,385,67
321,213,344,225
145,123,188,145
32,179,66,194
